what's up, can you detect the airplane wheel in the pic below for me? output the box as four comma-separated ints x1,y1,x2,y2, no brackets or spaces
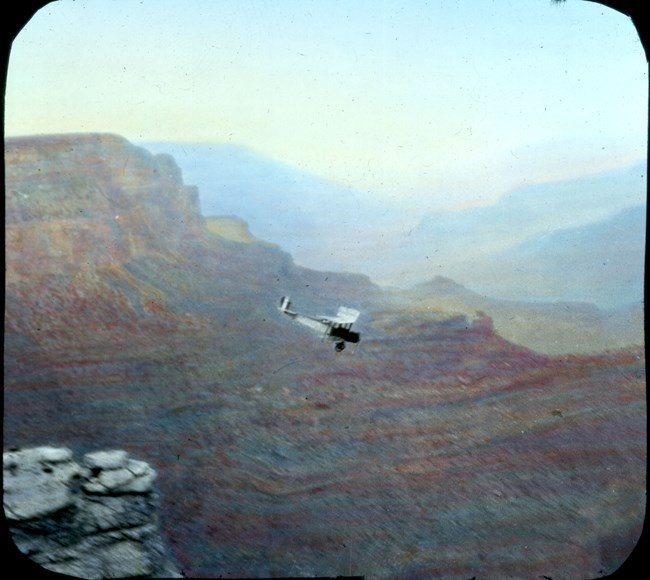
335,341,346,352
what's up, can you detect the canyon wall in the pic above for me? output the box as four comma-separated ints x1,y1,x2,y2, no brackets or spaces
5,133,203,277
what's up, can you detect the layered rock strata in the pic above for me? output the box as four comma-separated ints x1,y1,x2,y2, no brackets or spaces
5,133,203,277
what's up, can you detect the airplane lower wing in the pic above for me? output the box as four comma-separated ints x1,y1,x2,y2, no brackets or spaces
279,298,329,334
293,314,330,335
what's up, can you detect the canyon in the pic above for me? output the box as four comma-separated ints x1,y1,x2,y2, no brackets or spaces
4,134,645,578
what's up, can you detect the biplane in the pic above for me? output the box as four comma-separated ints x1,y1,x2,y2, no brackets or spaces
279,296,361,351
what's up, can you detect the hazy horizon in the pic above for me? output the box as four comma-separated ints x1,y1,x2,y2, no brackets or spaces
135,138,645,308
6,0,647,308
6,0,647,208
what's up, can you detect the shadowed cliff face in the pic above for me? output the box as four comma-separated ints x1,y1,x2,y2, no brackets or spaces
4,134,645,579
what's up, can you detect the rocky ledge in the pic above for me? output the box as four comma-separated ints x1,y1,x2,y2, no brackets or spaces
4,446,181,579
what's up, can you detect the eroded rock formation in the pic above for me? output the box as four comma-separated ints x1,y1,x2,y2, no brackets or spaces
4,446,181,579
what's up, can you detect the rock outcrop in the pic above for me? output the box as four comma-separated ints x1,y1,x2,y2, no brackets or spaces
4,446,181,579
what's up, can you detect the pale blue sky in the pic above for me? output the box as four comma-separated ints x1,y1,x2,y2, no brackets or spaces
6,0,647,212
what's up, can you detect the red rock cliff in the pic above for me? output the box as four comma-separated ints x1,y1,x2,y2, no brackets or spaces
5,133,203,277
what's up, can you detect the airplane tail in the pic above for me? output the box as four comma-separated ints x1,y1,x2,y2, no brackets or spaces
279,296,292,313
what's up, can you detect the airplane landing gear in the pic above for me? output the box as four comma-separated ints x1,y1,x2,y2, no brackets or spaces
335,341,346,352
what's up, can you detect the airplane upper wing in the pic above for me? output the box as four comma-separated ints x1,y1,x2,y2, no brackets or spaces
333,306,360,324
